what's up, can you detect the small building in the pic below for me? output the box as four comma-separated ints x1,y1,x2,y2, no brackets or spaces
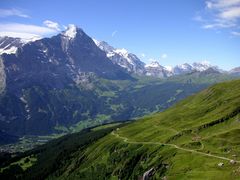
218,162,224,167
230,160,236,164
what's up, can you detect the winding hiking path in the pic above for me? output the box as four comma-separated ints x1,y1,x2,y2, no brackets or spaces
111,131,239,163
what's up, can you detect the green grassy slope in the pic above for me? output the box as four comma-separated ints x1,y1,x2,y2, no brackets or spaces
64,79,240,179
1,79,240,179
0,123,126,179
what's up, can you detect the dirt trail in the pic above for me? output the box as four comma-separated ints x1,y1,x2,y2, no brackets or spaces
111,131,239,163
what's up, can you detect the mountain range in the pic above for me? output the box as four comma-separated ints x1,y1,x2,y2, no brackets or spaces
92,39,238,78
0,24,239,141
1,26,239,79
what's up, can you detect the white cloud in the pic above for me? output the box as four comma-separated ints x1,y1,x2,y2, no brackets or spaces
197,0,240,34
219,6,240,20
205,0,240,22
206,0,240,9
0,23,58,41
231,31,240,36
0,32,41,41
0,8,29,18
43,20,61,31
203,22,235,29
140,53,146,58
161,53,168,59
111,30,117,37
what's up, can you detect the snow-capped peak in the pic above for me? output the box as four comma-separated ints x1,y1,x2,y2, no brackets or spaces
0,36,26,55
19,36,42,43
0,46,18,55
63,24,77,39
92,38,100,46
145,61,161,68
177,63,192,70
164,65,173,72
93,39,115,53
114,48,128,56
192,61,212,71
94,40,134,65
200,60,211,66
93,39,146,74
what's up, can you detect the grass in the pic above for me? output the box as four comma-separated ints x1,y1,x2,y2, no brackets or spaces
1,155,37,172
1,79,240,179
11,156,37,171
61,79,240,179
91,123,122,131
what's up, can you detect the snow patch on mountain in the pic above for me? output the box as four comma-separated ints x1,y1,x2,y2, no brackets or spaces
93,39,146,75
164,66,173,72
145,61,161,68
145,61,173,78
0,37,23,55
0,35,42,55
0,46,18,54
63,24,77,39
93,38,224,78
229,67,240,75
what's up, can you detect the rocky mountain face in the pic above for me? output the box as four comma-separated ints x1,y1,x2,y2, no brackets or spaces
230,67,240,76
0,35,232,80
172,63,193,75
93,40,226,78
0,36,41,55
0,25,132,136
2,25,131,93
144,61,172,78
0,25,238,138
172,62,220,75
0,37,24,55
93,40,146,75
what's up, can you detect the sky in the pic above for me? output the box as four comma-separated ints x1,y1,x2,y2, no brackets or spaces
0,0,240,70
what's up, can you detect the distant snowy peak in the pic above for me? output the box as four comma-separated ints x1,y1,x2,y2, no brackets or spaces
230,67,240,73
164,66,174,72
192,61,212,71
0,36,23,55
145,61,172,78
114,48,135,65
0,46,18,55
93,38,224,78
94,40,130,61
92,40,115,54
93,39,145,75
177,63,192,70
144,61,221,78
0,35,43,55
145,61,162,68
229,67,240,75
172,61,219,75
173,63,193,75
114,48,128,56
20,36,42,43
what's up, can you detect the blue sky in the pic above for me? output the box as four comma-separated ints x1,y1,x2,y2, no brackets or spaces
0,0,240,70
